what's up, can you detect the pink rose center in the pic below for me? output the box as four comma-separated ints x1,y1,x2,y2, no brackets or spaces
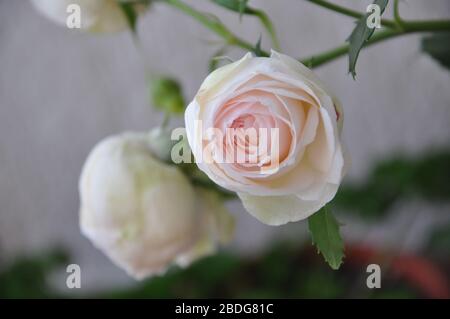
214,90,293,172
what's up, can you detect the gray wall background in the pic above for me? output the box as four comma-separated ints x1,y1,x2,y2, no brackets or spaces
0,0,449,292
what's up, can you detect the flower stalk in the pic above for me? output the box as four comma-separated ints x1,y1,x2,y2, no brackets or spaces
162,0,450,69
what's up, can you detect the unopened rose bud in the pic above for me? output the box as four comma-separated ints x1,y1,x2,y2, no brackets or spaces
79,132,234,279
31,0,148,33
150,77,185,114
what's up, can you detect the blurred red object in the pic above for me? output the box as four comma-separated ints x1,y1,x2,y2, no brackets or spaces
346,244,450,299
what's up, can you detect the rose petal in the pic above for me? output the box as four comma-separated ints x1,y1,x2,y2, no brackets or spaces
238,182,339,226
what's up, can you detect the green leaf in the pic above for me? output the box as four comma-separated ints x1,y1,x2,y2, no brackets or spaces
334,150,450,220
422,33,450,70
308,206,344,270
211,0,250,17
347,0,389,78
150,77,185,114
237,0,249,18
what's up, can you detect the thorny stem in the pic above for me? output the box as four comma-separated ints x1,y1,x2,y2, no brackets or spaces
163,0,450,69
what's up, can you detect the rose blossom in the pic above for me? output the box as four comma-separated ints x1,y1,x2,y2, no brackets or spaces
185,51,348,226
79,132,234,279
31,0,147,33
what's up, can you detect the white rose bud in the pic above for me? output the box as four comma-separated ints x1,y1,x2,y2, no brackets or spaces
31,0,148,33
176,188,235,267
79,132,234,279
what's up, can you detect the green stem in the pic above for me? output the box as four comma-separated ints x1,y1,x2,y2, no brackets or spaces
402,19,450,32
302,19,450,68
393,0,404,30
251,8,281,50
164,0,270,55
307,0,397,29
161,112,171,128
301,29,395,68
394,0,403,27
164,0,450,70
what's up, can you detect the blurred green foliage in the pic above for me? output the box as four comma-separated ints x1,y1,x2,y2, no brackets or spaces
0,242,432,299
0,249,68,298
335,151,450,219
422,33,450,70
426,223,450,258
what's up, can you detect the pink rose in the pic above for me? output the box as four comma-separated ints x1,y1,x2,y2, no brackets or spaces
185,51,348,225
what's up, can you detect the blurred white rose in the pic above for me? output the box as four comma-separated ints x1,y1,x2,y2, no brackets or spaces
31,0,148,33
79,132,234,279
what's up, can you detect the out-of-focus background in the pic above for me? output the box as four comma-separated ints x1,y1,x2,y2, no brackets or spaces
0,0,449,298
